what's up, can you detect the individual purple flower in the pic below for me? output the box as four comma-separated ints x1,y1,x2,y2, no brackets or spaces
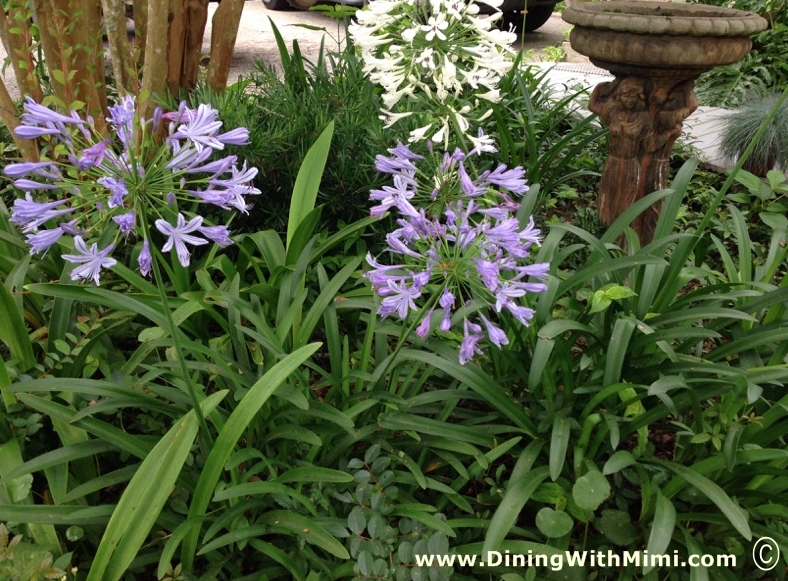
156,213,208,267
477,164,529,195
379,279,421,319
439,288,455,332
107,94,137,146
112,210,135,234
75,139,111,170
474,259,500,292
11,194,67,224
138,239,152,277
171,104,224,151
186,155,237,176
10,194,75,232
62,236,117,285
97,176,129,208
370,175,419,218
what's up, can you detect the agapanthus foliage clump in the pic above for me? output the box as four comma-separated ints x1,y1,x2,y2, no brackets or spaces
365,141,549,364
6,96,260,285
348,0,516,150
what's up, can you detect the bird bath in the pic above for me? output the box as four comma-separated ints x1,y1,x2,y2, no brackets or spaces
562,1,767,242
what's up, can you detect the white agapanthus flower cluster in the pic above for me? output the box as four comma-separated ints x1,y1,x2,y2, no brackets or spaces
349,0,517,150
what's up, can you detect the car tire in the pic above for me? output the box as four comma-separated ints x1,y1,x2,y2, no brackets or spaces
262,0,292,11
504,4,554,33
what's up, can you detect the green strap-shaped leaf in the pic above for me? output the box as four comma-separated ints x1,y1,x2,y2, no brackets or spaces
644,489,677,574
549,416,571,481
181,343,321,569
483,465,550,555
0,281,35,370
258,511,349,558
649,459,751,540
286,121,334,250
85,391,227,581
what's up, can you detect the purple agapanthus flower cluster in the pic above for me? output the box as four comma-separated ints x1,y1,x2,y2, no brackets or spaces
6,96,261,284
365,140,549,364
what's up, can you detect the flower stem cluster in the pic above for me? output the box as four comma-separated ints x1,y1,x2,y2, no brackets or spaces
348,0,516,150
7,96,260,285
365,141,549,364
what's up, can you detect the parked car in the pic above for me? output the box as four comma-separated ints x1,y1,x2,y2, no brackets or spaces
261,0,559,32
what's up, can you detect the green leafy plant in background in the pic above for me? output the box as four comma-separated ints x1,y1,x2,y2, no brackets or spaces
695,22,788,107
718,93,788,176
172,25,391,234
492,61,607,203
342,445,453,581
0,523,69,581
455,148,788,578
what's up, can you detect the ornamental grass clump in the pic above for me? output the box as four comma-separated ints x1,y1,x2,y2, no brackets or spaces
6,96,260,284
348,0,516,150
365,141,549,364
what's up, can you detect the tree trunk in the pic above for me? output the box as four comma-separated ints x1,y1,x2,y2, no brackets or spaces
206,0,245,91
0,78,40,160
102,0,138,96
181,0,209,91
140,0,171,119
133,0,148,66
0,0,43,102
30,0,107,120
167,0,188,96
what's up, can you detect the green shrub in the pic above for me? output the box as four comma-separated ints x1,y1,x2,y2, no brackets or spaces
719,93,788,176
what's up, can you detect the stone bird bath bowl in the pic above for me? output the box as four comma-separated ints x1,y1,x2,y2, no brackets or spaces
562,1,768,242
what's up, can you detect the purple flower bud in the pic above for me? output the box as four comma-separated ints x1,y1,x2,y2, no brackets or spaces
459,319,483,364
59,220,84,235
415,308,434,338
198,224,233,247
138,239,152,277
13,179,59,191
14,126,64,139
21,97,86,126
4,161,59,179
152,107,163,131
26,228,63,254
217,127,250,146
480,314,508,348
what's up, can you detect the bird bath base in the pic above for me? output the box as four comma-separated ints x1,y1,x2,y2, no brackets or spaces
562,1,767,242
